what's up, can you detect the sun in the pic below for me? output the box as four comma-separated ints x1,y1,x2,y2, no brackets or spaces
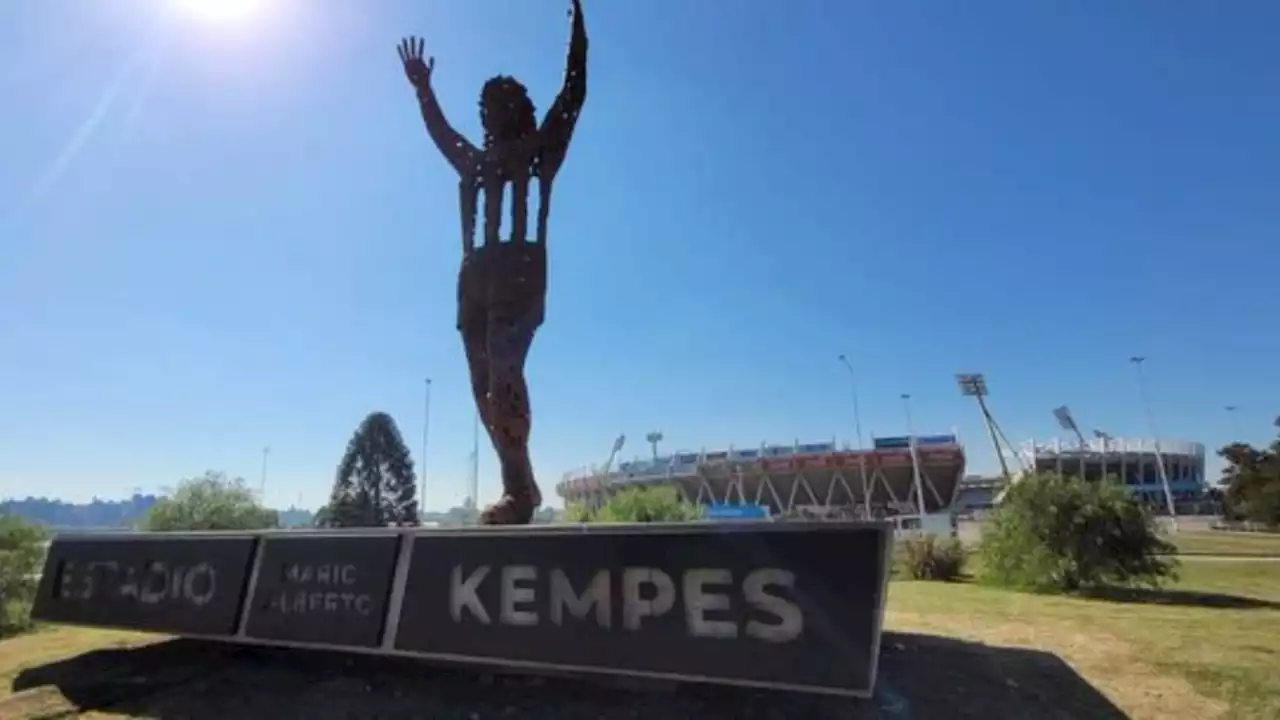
171,0,264,23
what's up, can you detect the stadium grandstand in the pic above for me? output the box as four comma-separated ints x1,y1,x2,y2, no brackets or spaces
555,434,966,531
1017,435,1214,513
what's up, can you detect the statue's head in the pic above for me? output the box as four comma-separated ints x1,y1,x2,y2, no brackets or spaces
480,75,537,147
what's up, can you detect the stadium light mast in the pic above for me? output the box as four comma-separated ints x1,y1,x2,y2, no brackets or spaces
837,354,872,520
955,373,1015,482
1129,356,1178,531
900,393,928,519
1053,405,1088,447
645,431,664,460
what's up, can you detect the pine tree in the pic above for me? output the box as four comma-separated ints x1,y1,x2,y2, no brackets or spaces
321,412,419,527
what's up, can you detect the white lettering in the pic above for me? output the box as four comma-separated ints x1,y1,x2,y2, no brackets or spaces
622,567,675,631
451,565,491,624
549,569,611,628
743,569,803,643
683,568,737,639
285,564,358,586
183,563,216,606
500,566,539,626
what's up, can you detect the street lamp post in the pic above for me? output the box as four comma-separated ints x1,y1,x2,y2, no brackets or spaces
1129,356,1178,531
900,393,928,520
837,354,871,520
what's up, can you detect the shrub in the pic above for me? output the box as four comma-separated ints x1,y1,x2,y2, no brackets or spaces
567,486,702,523
0,514,48,638
979,472,1177,593
896,533,967,581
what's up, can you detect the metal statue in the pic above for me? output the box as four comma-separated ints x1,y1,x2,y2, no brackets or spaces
398,0,587,525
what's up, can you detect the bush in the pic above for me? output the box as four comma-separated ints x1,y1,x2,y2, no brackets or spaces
979,472,1177,593
896,533,967,581
0,514,48,638
145,471,278,532
567,486,702,523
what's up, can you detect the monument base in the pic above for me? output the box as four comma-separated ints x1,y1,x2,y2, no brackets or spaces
32,522,892,698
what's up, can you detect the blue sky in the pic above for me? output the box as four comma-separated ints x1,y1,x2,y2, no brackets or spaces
2,0,1277,510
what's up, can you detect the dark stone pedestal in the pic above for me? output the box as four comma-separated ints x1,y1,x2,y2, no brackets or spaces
32,522,892,698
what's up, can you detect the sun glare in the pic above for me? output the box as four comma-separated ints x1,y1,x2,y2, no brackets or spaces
172,0,264,23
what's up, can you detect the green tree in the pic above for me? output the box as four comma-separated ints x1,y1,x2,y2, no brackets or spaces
145,471,278,531
979,471,1177,593
1218,435,1280,527
0,514,48,637
322,412,419,528
572,486,702,523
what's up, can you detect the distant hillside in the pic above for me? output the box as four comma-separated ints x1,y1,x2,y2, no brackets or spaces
2,495,319,530
0,496,558,529
0,494,159,528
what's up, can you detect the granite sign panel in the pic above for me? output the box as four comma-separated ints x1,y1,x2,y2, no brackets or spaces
32,535,258,636
243,534,401,648
394,523,891,695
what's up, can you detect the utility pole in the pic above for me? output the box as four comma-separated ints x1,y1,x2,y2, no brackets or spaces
469,411,480,511
260,446,270,503
900,393,928,520
1224,405,1240,439
421,377,432,518
837,354,871,520
1130,356,1178,531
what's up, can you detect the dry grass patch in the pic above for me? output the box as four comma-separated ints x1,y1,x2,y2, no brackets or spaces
0,626,162,700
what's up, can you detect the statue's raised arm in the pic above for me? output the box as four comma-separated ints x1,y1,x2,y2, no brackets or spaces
398,37,478,176
537,0,588,182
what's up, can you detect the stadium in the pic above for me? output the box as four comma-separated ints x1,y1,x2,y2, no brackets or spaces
1018,435,1211,510
555,434,966,532
556,432,1215,525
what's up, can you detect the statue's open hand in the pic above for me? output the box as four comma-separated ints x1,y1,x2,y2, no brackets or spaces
397,36,434,90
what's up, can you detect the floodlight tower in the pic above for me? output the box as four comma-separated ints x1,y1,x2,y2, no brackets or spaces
1129,356,1178,530
1053,405,1088,447
955,373,1017,482
645,431,664,460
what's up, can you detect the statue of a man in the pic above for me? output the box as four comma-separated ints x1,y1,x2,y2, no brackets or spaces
398,0,587,525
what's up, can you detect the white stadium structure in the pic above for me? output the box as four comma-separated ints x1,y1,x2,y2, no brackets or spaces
556,433,1215,524
555,434,967,530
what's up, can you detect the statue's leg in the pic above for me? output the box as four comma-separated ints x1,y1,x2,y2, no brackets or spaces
459,300,495,436
477,309,541,526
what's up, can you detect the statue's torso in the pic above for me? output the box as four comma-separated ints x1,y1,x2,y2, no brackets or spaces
456,141,551,328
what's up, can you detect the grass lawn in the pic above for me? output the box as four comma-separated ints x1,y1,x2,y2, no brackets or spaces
1,561,1277,719
1168,530,1280,557
889,559,1280,720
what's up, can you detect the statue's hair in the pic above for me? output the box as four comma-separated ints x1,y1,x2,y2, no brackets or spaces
480,75,537,146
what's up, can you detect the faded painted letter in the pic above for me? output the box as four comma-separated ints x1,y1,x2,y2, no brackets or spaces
450,565,491,624
549,569,610,629
622,567,675,631
743,569,802,643
499,565,539,627
683,568,737,639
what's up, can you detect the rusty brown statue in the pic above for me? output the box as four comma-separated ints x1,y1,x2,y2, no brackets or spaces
398,0,587,525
